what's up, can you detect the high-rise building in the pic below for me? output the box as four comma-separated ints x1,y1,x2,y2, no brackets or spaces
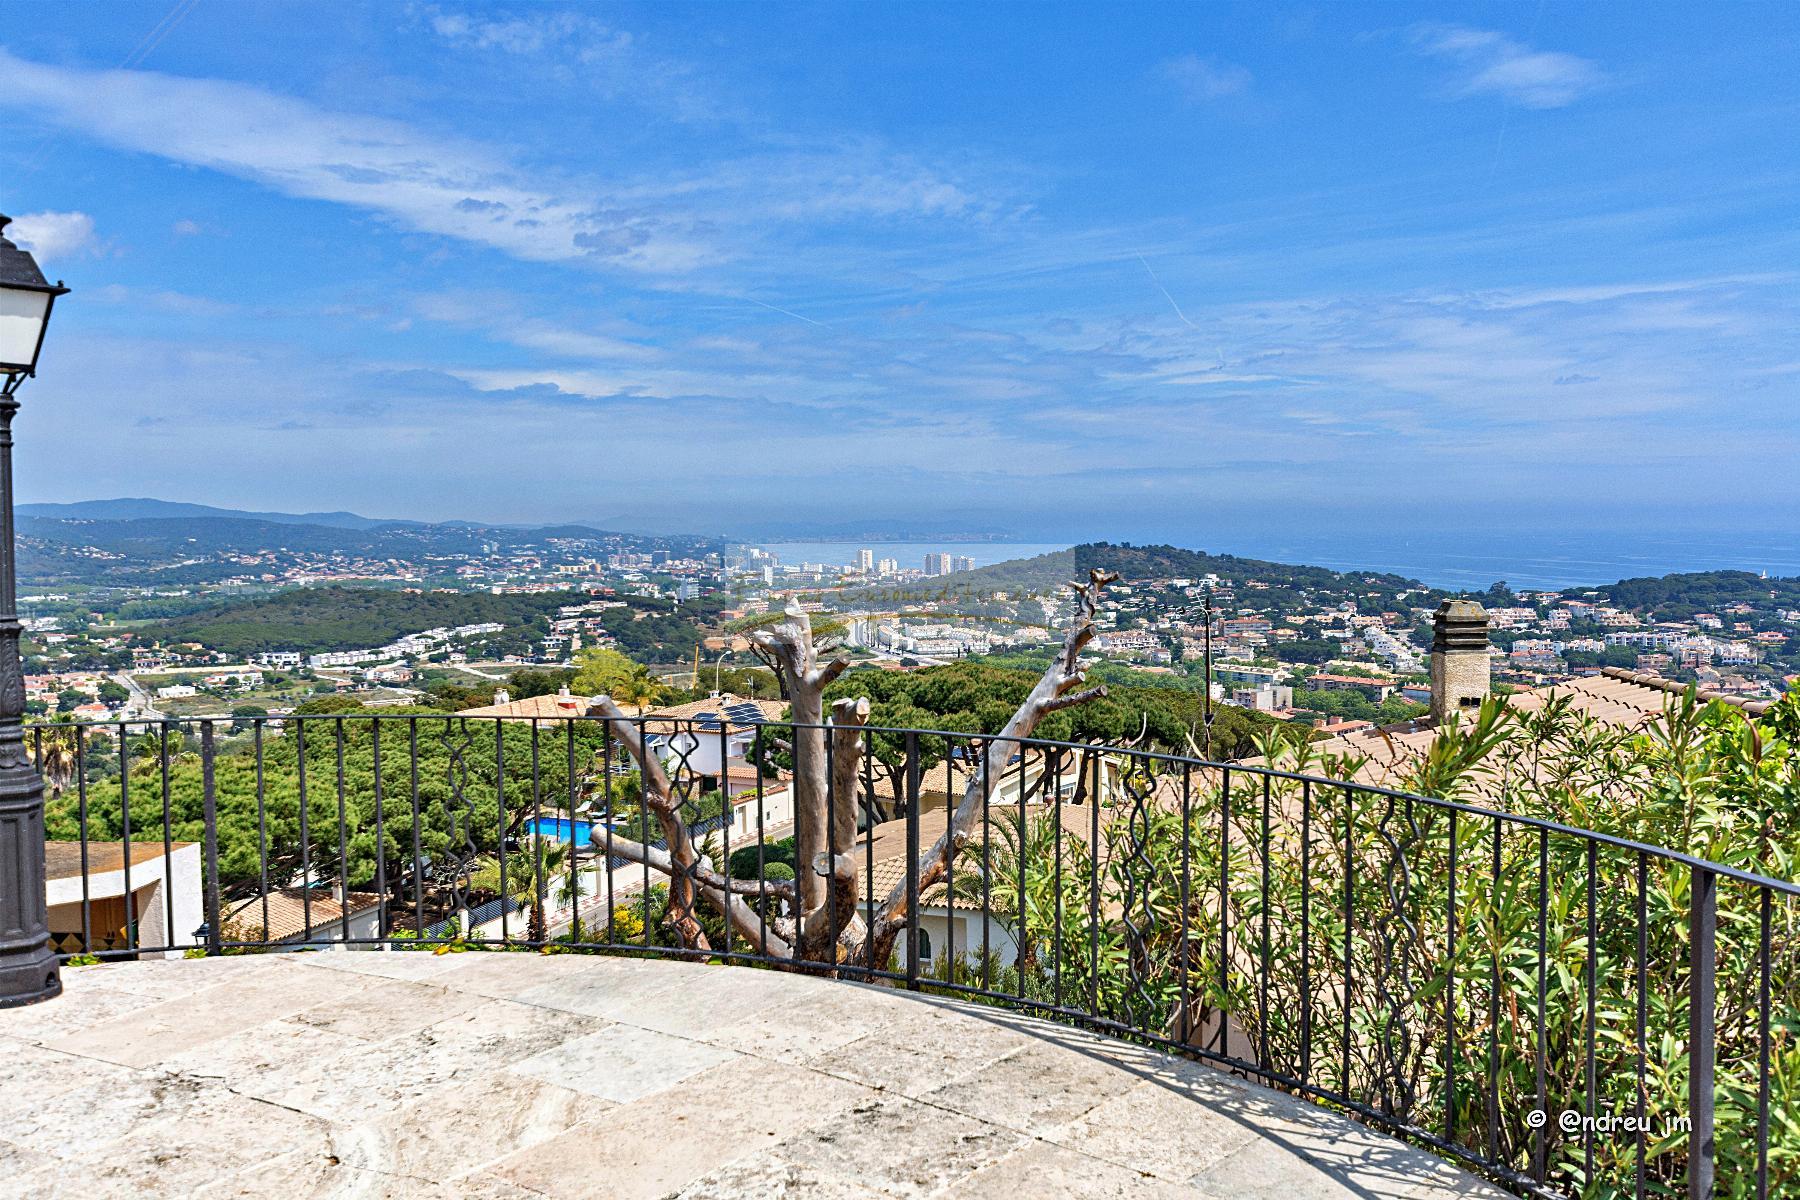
856,548,874,573
951,555,976,574
923,552,953,576
877,557,899,576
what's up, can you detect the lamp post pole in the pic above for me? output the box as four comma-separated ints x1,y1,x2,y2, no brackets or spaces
1201,587,1215,760
0,215,68,1008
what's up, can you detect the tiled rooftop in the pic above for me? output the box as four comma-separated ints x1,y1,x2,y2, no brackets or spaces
0,952,1505,1198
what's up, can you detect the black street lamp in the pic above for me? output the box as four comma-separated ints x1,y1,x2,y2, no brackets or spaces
0,214,69,1008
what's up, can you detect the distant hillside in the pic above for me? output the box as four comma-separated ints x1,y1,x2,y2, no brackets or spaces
891,544,1800,620
20,516,471,558
1077,543,1427,591
1594,570,1800,619
839,542,1434,606
17,510,723,586
16,498,411,529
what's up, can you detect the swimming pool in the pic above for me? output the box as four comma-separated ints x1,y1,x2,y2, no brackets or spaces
524,816,599,843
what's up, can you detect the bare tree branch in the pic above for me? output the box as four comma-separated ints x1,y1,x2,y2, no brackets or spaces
869,568,1117,951
1042,684,1108,713
594,829,795,957
598,830,797,901
591,697,710,950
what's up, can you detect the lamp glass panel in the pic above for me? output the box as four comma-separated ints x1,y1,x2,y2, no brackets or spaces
0,288,51,371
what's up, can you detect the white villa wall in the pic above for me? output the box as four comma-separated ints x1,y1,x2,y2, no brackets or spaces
916,906,1020,972
729,784,794,839
46,843,203,961
299,904,383,950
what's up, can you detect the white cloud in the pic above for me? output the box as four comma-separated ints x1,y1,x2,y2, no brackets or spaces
426,7,630,59
0,48,635,267
6,210,98,262
1161,54,1252,101
0,48,1004,278
411,292,662,361
417,5,720,123
1410,25,1604,109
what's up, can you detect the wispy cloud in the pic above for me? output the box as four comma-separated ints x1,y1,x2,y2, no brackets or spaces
417,5,721,121
0,48,1004,279
1409,25,1604,109
6,210,98,262
424,7,622,57
1161,54,1252,101
0,47,647,267
411,292,662,361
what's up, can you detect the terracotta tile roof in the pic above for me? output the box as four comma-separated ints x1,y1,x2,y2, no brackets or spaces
458,691,595,719
221,887,384,943
459,691,789,726
1277,667,1773,798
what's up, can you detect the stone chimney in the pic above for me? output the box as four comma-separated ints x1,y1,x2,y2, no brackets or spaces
1429,600,1490,725
493,688,510,707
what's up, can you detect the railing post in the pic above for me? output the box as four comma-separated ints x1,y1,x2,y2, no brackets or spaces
200,721,221,956
904,730,920,991
1689,864,1716,1199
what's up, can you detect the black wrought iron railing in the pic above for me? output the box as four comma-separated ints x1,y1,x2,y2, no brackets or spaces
25,712,1799,1199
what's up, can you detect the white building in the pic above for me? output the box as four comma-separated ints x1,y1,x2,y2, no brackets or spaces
45,841,203,959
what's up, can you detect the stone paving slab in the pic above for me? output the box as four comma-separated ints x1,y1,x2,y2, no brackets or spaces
0,952,1510,1199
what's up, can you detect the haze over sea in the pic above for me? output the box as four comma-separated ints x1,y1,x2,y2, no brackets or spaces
761,529,1800,594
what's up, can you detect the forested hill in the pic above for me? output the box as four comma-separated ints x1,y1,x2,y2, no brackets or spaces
145,587,587,656
1075,543,1425,591
840,542,1432,606
839,542,1800,619
141,586,731,662
1596,571,1800,619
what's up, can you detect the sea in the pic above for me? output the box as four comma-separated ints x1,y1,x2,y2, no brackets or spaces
756,530,1800,593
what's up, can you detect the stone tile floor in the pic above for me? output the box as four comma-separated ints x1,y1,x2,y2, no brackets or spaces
0,952,1508,1199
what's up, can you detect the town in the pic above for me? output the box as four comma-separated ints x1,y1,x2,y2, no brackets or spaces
20,509,1797,741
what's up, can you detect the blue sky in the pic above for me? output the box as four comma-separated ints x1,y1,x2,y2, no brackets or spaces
2,2,1797,547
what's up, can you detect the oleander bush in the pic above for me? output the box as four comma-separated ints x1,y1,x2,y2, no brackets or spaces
940,687,1799,1197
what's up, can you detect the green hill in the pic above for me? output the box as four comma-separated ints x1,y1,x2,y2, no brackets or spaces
147,587,585,656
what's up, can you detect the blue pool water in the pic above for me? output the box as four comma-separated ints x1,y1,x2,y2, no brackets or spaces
525,816,598,843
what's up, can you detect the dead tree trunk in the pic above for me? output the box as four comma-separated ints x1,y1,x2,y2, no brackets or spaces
748,602,863,961
588,571,1117,971
865,568,1116,964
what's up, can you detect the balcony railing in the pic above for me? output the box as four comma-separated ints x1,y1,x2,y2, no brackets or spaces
27,711,1798,1199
